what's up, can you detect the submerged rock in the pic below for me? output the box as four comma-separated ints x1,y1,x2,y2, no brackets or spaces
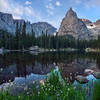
76,75,88,84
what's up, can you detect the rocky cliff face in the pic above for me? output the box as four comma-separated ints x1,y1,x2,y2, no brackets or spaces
81,19,92,25
0,12,57,36
81,19,100,39
94,19,100,25
0,12,14,25
32,22,57,36
0,12,15,33
58,8,91,40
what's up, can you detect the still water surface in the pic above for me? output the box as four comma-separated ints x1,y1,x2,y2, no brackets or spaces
0,51,100,86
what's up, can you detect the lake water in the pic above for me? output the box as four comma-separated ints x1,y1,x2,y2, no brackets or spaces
0,51,100,93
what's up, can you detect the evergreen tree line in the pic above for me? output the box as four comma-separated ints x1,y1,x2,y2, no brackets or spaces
0,21,100,50
0,21,35,50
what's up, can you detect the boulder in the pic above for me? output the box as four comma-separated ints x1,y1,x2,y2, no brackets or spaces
84,69,94,74
93,72,100,79
76,75,88,84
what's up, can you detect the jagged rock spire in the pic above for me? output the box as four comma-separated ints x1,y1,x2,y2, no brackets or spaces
69,7,72,11
58,8,90,40
66,7,77,18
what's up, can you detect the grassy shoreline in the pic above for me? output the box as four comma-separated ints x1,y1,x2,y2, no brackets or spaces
0,72,100,100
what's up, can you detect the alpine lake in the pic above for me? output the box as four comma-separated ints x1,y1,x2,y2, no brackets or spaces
0,51,100,96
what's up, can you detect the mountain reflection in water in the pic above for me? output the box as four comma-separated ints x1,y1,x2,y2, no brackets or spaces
0,51,100,85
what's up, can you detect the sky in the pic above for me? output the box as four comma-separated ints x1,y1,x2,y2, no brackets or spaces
0,0,100,29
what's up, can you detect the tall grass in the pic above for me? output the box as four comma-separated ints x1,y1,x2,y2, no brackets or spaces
31,72,85,100
92,80,100,100
0,72,100,100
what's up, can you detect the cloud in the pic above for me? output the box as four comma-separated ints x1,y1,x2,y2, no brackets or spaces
75,0,81,4
56,1,61,6
25,1,32,5
24,6,34,16
46,3,54,10
0,0,35,20
0,0,59,27
46,3,54,16
85,0,100,8
13,7,23,17
13,15,21,19
44,16,62,29
47,9,54,15
12,5,35,20
0,0,10,12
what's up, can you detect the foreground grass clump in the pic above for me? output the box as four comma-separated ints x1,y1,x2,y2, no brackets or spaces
0,72,85,100
0,91,30,100
32,72,85,100
92,80,100,100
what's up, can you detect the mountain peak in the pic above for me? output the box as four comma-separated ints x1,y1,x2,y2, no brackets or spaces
66,8,77,18
69,7,72,11
0,11,57,36
94,19,100,25
81,19,92,25
58,8,90,40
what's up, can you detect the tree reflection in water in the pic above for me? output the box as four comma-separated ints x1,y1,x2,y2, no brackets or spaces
0,51,100,85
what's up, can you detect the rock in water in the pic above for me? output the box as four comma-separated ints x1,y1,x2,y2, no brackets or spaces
76,75,88,84
84,69,94,74
93,72,100,79
58,8,90,40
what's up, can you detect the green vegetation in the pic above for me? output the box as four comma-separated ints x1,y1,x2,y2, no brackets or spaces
0,91,30,100
92,80,100,100
31,72,85,100
0,72,100,100
0,21,100,50
0,72,85,100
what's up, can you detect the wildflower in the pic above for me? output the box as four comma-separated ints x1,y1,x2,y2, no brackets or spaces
36,85,39,88
53,62,56,66
65,77,67,80
24,86,28,91
11,71,13,74
57,93,60,96
33,81,35,84
68,88,70,91
40,80,45,85
10,82,13,86
86,86,89,91
0,68,3,72
67,83,69,85
70,76,72,80
27,92,29,95
70,73,72,75
9,80,11,82
38,92,40,94
61,90,63,94
73,87,76,89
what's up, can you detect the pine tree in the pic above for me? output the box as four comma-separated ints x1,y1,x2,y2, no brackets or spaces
22,21,26,49
15,22,20,49
18,22,22,49
55,32,59,49
31,29,35,46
